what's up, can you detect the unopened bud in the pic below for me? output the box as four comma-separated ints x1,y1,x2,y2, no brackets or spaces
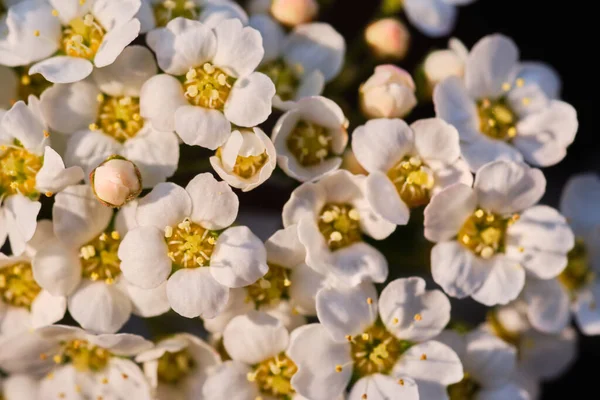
90,156,142,207
365,18,410,60
423,39,469,89
360,65,417,119
271,0,318,26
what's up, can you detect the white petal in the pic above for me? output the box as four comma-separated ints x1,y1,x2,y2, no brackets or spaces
136,182,192,229
140,74,188,132
365,171,409,226
202,361,259,400
64,129,121,175
224,310,289,364
349,374,419,400
225,72,275,127
295,95,346,129
118,226,171,289
199,1,249,28
519,327,577,380
474,160,545,214
126,281,170,318
89,333,152,355
175,105,231,149
3,195,40,256
433,76,479,134
354,196,397,241
471,257,525,306
430,158,473,195
249,14,284,64
185,172,239,230
30,290,67,328
53,184,112,247
511,61,561,100
147,17,217,75
212,18,264,77
403,0,457,38
167,267,229,318
379,277,450,342
523,278,570,334
101,358,153,399
316,282,378,342
465,34,519,99
574,282,600,335
202,287,253,334
1,101,45,150
68,280,132,334
91,0,141,30
210,226,268,288
1,308,30,335
288,263,324,316
92,45,157,97
477,384,530,400
29,56,93,84
94,19,141,68
288,324,352,400
1,375,40,400
32,244,81,296
35,147,84,193
395,340,463,386
463,330,517,387
412,118,461,163
265,225,306,267
281,181,324,227
460,136,524,172
424,183,476,242
39,80,100,134
49,0,90,23
351,118,413,174
560,173,600,237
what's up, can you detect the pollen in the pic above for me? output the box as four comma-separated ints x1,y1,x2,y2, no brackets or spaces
477,97,517,141
0,262,41,308
182,64,234,111
166,218,219,269
153,0,201,27
80,231,122,285
318,203,362,251
387,156,434,208
250,353,297,398
420,353,427,360
458,208,514,259
246,264,291,308
0,141,43,200
157,349,196,384
286,120,333,167
414,313,422,321
96,95,144,142
61,14,106,60
259,59,300,101
52,340,111,372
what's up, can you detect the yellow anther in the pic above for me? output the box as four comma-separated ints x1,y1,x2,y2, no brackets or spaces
345,335,353,342
52,9,59,16
414,313,422,321
392,317,399,324
330,231,343,242
522,97,531,106
474,209,484,218
53,354,62,364
335,365,343,372
362,333,370,341
348,209,360,221
45,191,53,197
203,63,215,74
366,297,373,305
101,377,108,384
97,94,104,102
502,82,511,91
398,379,404,385
89,123,99,130
516,78,525,87
40,353,48,360
164,226,173,238
420,353,427,360
33,30,40,36
186,68,197,80
283,278,291,287
480,246,494,259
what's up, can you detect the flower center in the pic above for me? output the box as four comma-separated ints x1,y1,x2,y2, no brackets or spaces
286,120,333,167
0,141,43,200
349,324,412,377
80,231,122,284
318,203,362,251
558,239,595,294
216,147,269,179
153,0,200,27
0,262,41,309
52,340,111,372
157,349,196,384
15,66,52,103
259,60,300,102
182,64,235,111
91,95,144,143
246,264,291,308
458,209,518,259
61,14,106,60
248,353,297,398
477,98,517,141
447,373,479,400
387,156,434,208
165,218,219,269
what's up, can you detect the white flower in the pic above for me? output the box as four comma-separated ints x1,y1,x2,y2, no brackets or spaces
142,17,275,150
203,225,326,333
434,34,577,171
282,170,395,287
0,374,39,400
271,0,318,27
364,18,410,60
423,38,468,89
352,118,472,226
436,329,530,400
0,99,84,255
250,15,345,109
210,127,276,192
4,0,142,83
91,156,142,207
360,65,417,119
289,278,462,400
403,0,477,38
32,186,170,333
0,220,66,337
40,45,180,188
424,160,574,306
520,173,600,335
0,325,153,399
136,333,221,400
203,311,301,399
119,173,269,318
137,0,248,33
272,96,348,182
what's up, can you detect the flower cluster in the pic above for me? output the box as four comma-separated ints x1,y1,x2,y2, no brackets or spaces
0,0,588,399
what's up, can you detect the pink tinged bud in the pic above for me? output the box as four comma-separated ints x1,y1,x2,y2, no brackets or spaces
271,0,319,26
91,157,142,207
365,18,410,60
360,65,417,119
424,50,465,86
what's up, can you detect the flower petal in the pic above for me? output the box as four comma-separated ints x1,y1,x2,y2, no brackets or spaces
167,267,229,318
202,361,259,400
460,136,524,172
35,147,84,193
224,72,275,127
574,282,600,336
1,100,45,150
136,182,192,229
365,171,409,226
118,227,171,289
32,244,81,296
185,172,239,230
433,76,479,134
94,19,141,68
403,0,456,38
523,278,570,334
140,74,188,132
471,257,525,306
463,329,517,387
265,225,306,267
424,183,477,242
249,14,284,64
175,105,231,149
394,340,463,386
126,281,170,318
349,374,419,400
39,80,100,134
212,18,264,77
3,195,41,256
412,118,461,163
30,290,67,329
29,56,93,84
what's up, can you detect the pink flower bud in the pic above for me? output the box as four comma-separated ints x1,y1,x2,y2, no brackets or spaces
365,18,410,60
91,157,142,207
271,0,318,26
360,65,417,119
424,38,469,87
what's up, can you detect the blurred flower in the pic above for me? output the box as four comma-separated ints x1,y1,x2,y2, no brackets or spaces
424,160,574,306
271,0,318,27
360,65,417,119
352,118,471,225
210,127,276,192
0,375,39,400
434,34,577,171
365,18,410,60
91,157,142,208
423,38,468,90
403,0,477,38
119,173,268,318
272,96,348,182
142,18,275,150
289,278,462,400
282,170,395,287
